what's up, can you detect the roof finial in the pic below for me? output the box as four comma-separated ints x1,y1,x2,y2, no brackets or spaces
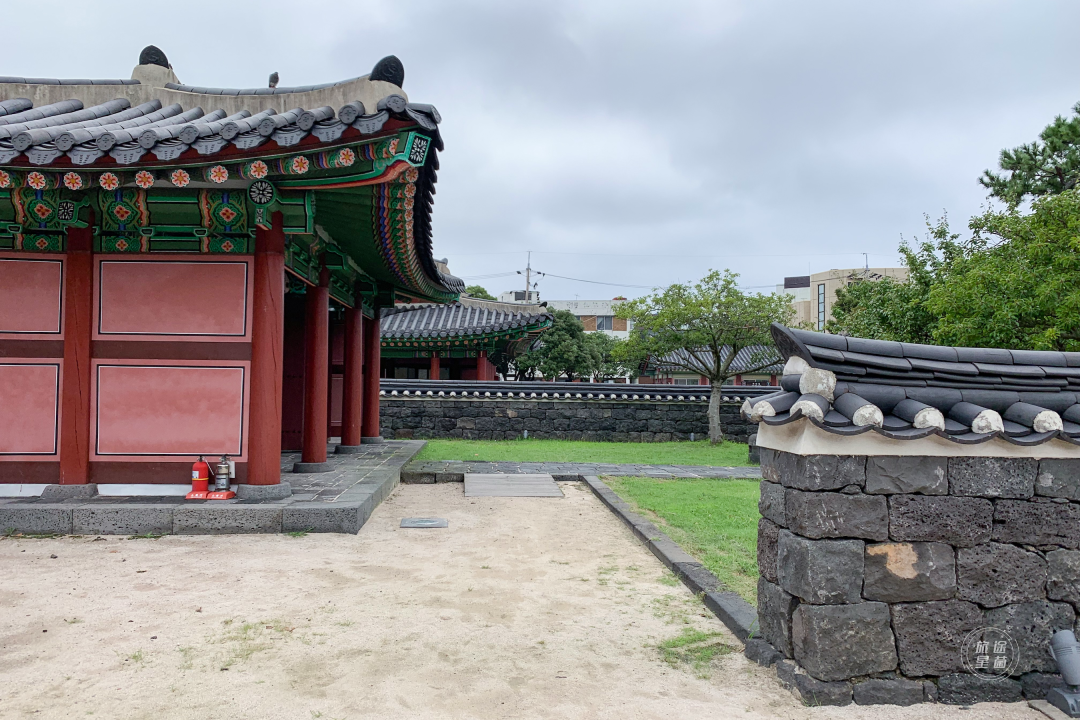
268,72,279,89
138,45,171,69
370,55,404,88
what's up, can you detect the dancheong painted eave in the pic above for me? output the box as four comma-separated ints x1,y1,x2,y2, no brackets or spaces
743,323,1080,449
0,48,461,304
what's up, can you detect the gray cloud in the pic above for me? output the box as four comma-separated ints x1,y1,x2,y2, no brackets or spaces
8,1,1079,299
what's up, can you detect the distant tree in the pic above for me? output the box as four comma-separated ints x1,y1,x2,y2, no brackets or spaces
588,333,637,382
616,270,794,443
464,284,496,301
980,102,1080,205
514,310,601,381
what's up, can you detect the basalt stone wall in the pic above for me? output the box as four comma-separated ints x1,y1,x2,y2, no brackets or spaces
379,397,754,442
756,448,1080,706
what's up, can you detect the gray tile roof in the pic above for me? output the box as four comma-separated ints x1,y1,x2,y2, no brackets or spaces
0,93,440,166
381,302,554,340
749,324,1080,446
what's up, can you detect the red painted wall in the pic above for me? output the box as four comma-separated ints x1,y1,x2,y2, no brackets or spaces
93,363,247,457
96,259,250,340
0,258,63,337
0,362,60,455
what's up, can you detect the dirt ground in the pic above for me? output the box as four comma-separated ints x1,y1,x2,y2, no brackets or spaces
0,482,1041,720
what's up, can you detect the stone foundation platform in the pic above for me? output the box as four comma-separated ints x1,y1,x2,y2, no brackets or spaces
0,441,423,536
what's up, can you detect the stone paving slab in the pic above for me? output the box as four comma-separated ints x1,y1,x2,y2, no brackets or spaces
0,441,424,536
402,460,761,483
463,474,564,498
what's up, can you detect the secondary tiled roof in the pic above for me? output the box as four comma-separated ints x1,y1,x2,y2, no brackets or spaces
381,300,554,341
650,346,785,375
745,324,1080,446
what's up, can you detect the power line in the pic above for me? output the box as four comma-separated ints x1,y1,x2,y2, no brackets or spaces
533,271,658,289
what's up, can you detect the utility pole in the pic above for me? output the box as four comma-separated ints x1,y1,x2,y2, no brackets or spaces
524,250,531,301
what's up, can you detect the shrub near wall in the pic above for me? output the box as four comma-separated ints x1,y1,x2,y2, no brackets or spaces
378,397,756,442
756,448,1080,706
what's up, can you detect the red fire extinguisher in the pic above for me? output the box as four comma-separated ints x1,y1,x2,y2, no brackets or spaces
186,456,211,500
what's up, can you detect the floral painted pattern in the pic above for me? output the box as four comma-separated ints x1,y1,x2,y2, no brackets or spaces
290,156,310,174
98,172,120,191
335,148,356,167
218,206,238,224
208,165,229,184
112,205,132,222
135,170,155,189
63,172,83,191
404,167,420,183
0,170,11,189
170,169,190,188
248,160,268,179
27,172,47,190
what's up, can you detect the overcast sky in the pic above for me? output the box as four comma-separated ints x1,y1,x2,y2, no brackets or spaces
8,1,1079,300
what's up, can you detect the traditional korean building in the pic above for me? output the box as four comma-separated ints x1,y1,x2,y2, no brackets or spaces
637,346,784,386
379,297,553,380
0,47,460,485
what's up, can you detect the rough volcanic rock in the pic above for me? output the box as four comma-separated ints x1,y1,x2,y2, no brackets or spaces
956,542,1047,607
784,489,888,541
891,599,983,676
992,500,1080,549
865,456,947,495
792,602,898,682
948,457,1035,499
863,541,956,602
777,531,864,605
889,494,993,547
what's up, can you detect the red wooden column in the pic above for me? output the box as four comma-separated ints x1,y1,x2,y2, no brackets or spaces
337,306,365,452
58,225,93,485
295,268,332,472
360,309,382,442
429,352,440,381
248,213,286,485
477,350,496,381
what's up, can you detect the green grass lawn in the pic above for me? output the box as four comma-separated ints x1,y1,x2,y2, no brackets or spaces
413,439,755,466
605,476,760,603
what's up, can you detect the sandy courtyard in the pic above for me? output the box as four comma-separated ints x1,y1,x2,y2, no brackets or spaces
0,482,1041,720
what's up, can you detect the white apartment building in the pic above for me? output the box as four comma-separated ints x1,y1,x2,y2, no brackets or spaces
544,299,633,339
777,267,908,330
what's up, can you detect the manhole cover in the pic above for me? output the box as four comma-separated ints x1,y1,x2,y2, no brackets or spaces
400,518,448,528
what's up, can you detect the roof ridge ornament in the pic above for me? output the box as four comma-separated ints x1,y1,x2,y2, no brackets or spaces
138,46,171,69
370,56,404,88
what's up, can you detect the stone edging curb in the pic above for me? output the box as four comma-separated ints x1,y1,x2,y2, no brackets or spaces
580,474,877,707
579,475,759,642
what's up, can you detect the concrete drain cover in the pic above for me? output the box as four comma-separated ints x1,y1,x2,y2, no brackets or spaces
400,518,448,528
464,474,564,498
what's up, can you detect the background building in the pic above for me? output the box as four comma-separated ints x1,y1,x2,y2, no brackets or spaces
544,299,633,338
497,289,541,304
778,267,908,330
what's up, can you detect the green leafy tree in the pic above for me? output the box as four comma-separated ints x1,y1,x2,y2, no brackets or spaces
616,270,794,443
828,195,1080,351
826,215,958,343
464,284,496,301
588,333,637,382
981,102,1080,206
926,190,1080,350
515,310,602,381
